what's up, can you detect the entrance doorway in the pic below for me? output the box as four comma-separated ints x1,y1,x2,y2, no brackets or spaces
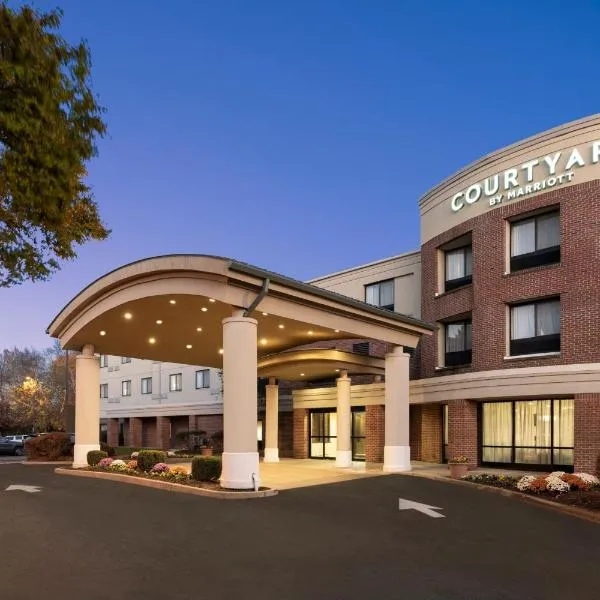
309,409,337,458
351,407,365,461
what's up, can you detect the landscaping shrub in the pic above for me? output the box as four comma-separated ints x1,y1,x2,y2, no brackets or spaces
25,432,73,461
100,441,115,457
87,450,107,466
191,456,222,482
137,449,167,472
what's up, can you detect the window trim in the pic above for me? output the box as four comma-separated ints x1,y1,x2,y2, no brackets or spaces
510,210,560,272
195,369,210,389
100,383,108,399
121,357,131,364
364,279,395,311
141,377,152,395
509,298,560,356
444,245,473,292
121,380,132,397
444,319,472,367
169,373,183,392
100,355,108,368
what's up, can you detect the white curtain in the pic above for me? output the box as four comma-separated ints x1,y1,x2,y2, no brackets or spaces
553,399,574,447
366,285,378,306
515,400,551,464
379,280,394,307
446,323,465,352
537,212,560,249
511,219,535,256
482,402,512,462
511,304,535,339
445,249,464,280
537,300,560,335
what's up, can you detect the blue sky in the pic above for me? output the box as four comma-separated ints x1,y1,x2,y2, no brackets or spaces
3,0,600,348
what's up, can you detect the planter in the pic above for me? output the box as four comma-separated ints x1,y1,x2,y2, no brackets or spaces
449,463,469,479
200,447,213,456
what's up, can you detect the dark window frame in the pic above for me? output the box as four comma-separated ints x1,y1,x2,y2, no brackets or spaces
444,245,473,292
509,298,560,356
444,319,472,367
121,357,131,364
99,383,108,398
141,377,152,395
100,355,108,368
195,369,210,389
510,211,560,272
169,373,182,392
364,279,395,311
121,380,131,397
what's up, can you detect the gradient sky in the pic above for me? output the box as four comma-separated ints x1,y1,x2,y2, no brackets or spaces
3,0,600,349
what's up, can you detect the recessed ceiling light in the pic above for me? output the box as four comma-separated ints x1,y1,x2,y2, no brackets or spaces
99,330,106,336
209,298,216,303
262,312,268,316
169,300,176,305
335,369,340,372
334,329,340,333
124,312,132,320
260,338,267,345
201,307,208,312
148,337,156,344
278,324,284,329
218,348,224,354
196,327,202,332
186,344,192,349
308,330,314,335
156,320,163,325
300,373,305,377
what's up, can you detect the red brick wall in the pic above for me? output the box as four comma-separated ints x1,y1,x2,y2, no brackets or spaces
574,393,600,474
410,406,423,460
278,412,294,458
365,404,384,463
410,404,443,462
128,417,142,447
155,416,171,450
293,409,308,458
447,399,478,466
142,419,156,448
421,180,600,378
107,418,119,447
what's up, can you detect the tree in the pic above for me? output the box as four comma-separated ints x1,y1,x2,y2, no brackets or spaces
0,4,109,286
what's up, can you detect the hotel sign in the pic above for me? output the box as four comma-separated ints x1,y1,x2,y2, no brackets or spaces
450,140,600,212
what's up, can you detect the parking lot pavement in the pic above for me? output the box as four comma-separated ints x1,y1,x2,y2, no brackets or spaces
0,463,599,600
0,455,24,463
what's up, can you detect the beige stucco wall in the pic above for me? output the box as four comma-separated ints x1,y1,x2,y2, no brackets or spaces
309,251,421,318
420,114,600,244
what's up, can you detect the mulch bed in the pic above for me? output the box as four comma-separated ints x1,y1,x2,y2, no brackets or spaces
552,490,600,510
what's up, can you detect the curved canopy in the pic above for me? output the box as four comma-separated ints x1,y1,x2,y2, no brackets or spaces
47,255,434,368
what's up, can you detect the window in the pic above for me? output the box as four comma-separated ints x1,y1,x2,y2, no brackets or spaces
100,355,108,368
510,211,560,272
365,280,394,311
510,298,560,356
121,357,131,364
121,380,131,396
100,383,108,398
169,373,182,392
445,246,472,291
444,319,472,366
195,369,210,389
481,399,574,468
141,377,152,394
352,342,370,356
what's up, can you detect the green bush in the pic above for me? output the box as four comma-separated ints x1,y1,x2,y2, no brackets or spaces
191,456,222,482
25,432,73,461
137,449,167,472
100,442,115,457
87,450,107,466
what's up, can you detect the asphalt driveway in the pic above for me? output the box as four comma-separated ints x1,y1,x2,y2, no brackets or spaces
0,463,598,600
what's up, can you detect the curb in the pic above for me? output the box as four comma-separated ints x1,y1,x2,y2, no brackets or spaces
54,468,279,500
23,461,73,466
404,471,600,525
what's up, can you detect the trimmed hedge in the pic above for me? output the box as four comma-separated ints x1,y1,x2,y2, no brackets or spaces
191,456,222,482
100,442,115,457
25,432,73,461
87,450,107,466
137,450,167,472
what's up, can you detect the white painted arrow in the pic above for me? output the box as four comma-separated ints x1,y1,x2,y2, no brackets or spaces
398,498,444,518
5,485,41,493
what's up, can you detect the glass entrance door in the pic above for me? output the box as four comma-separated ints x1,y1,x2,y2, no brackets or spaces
309,410,337,459
351,408,366,461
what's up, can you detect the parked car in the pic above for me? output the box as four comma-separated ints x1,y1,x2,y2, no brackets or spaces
0,437,25,456
3,435,34,444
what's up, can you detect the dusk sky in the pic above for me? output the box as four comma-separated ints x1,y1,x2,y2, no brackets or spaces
3,0,600,349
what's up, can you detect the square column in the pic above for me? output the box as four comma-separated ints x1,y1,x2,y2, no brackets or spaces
107,418,119,448
128,417,143,447
156,416,172,450
221,310,259,490
336,370,352,467
264,377,279,462
73,344,100,467
383,346,411,472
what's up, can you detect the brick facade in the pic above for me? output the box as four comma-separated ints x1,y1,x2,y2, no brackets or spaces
410,404,443,463
447,399,478,466
107,418,119,447
155,416,171,450
128,417,143,447
293,408,309,458
574,393,600,473
365,404,384,463
421,180,600,377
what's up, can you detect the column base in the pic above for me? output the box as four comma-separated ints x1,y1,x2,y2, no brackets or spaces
383,445,411,472
336,450,352,468
221,452,260,489
73,443,100,468
263,448,279,463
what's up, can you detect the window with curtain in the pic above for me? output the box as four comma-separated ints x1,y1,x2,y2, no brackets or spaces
365,280,394,310
444,246,472,291
169,373,182,392
195,369,210,389
100,383,108,399
100,355,108,368
482,399,573,468
510,298,560,355
121,380,131,396
510,211,560,271
141,377,152,394
444,319,472,366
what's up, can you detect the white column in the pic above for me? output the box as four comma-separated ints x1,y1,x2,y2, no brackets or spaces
383,346,411,472
221,310,260,489
73,344,100,468
336,370,352,467
264,377,279,462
